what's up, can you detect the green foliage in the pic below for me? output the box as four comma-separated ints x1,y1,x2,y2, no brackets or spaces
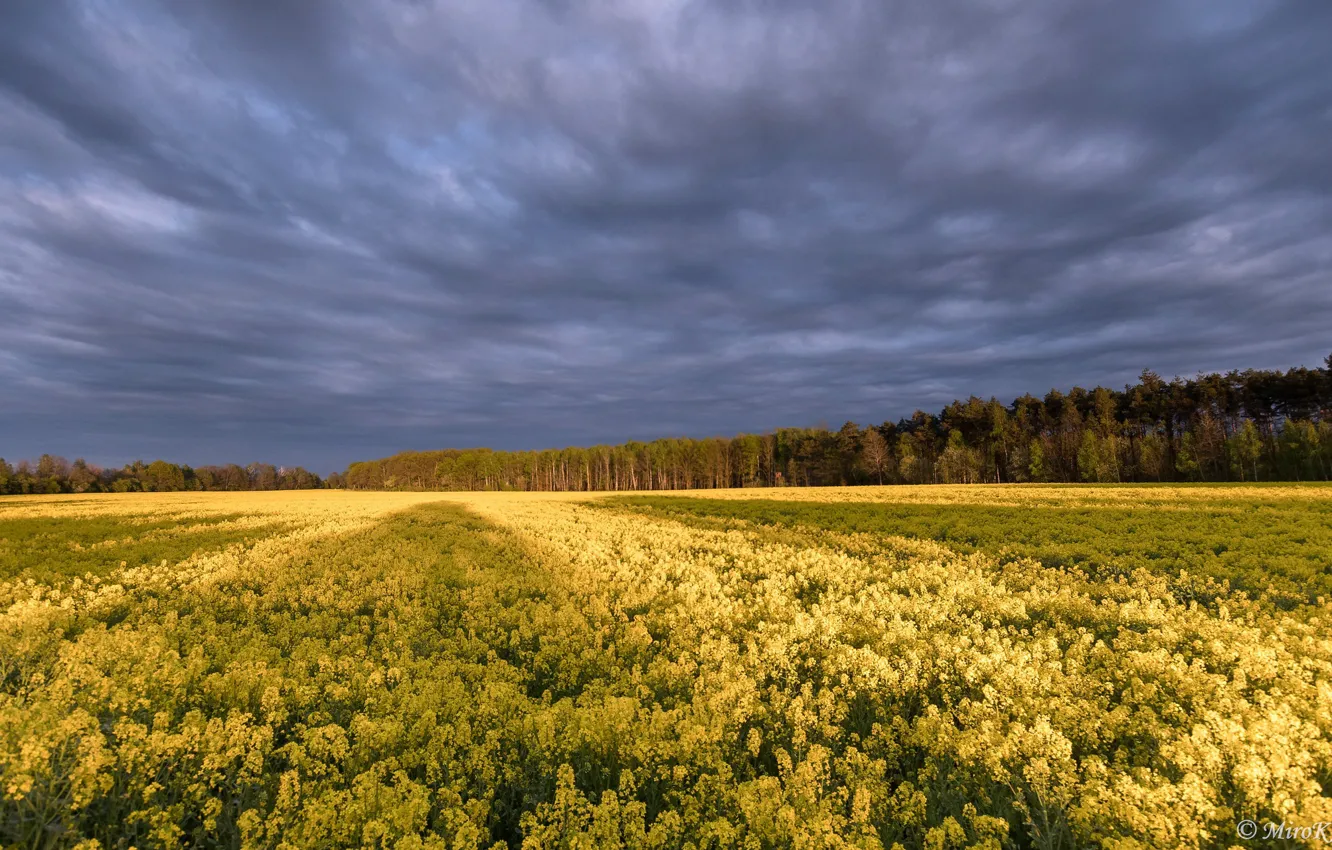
1278,419,1325,481
1228,421,1263,481
937,431,982,484
1027,439,1048,483
145,460,187,492
1174,434,1201,480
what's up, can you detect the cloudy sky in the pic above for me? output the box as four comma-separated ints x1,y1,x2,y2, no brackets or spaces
2,0,1330,472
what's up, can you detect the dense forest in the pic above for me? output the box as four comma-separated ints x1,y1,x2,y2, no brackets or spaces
347,356,1332,491
0,456,340,495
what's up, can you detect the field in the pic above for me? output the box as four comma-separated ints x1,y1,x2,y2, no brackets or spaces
3,486,1331,849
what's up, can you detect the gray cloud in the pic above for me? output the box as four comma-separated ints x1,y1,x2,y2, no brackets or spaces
2,0,1330,471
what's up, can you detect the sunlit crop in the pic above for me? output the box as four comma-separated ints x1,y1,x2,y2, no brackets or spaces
3,487,1330,848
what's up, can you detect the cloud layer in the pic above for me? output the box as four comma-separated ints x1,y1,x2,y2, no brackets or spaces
2,0,1330,471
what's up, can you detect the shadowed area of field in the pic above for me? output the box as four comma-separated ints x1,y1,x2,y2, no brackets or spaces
0,513,292,584
610,487,1332,605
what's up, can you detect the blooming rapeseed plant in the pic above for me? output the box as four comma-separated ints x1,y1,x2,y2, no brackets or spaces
2,487,1329,848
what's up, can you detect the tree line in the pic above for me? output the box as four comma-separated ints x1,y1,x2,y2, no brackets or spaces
0,456,343,495
346,355,1332,491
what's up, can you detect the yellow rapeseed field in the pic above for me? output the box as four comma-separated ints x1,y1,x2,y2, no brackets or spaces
3,487,1330,848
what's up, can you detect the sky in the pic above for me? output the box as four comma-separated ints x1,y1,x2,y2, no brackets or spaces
2,0,1330,473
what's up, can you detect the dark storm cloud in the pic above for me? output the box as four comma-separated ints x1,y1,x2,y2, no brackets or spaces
2,0,1330,471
